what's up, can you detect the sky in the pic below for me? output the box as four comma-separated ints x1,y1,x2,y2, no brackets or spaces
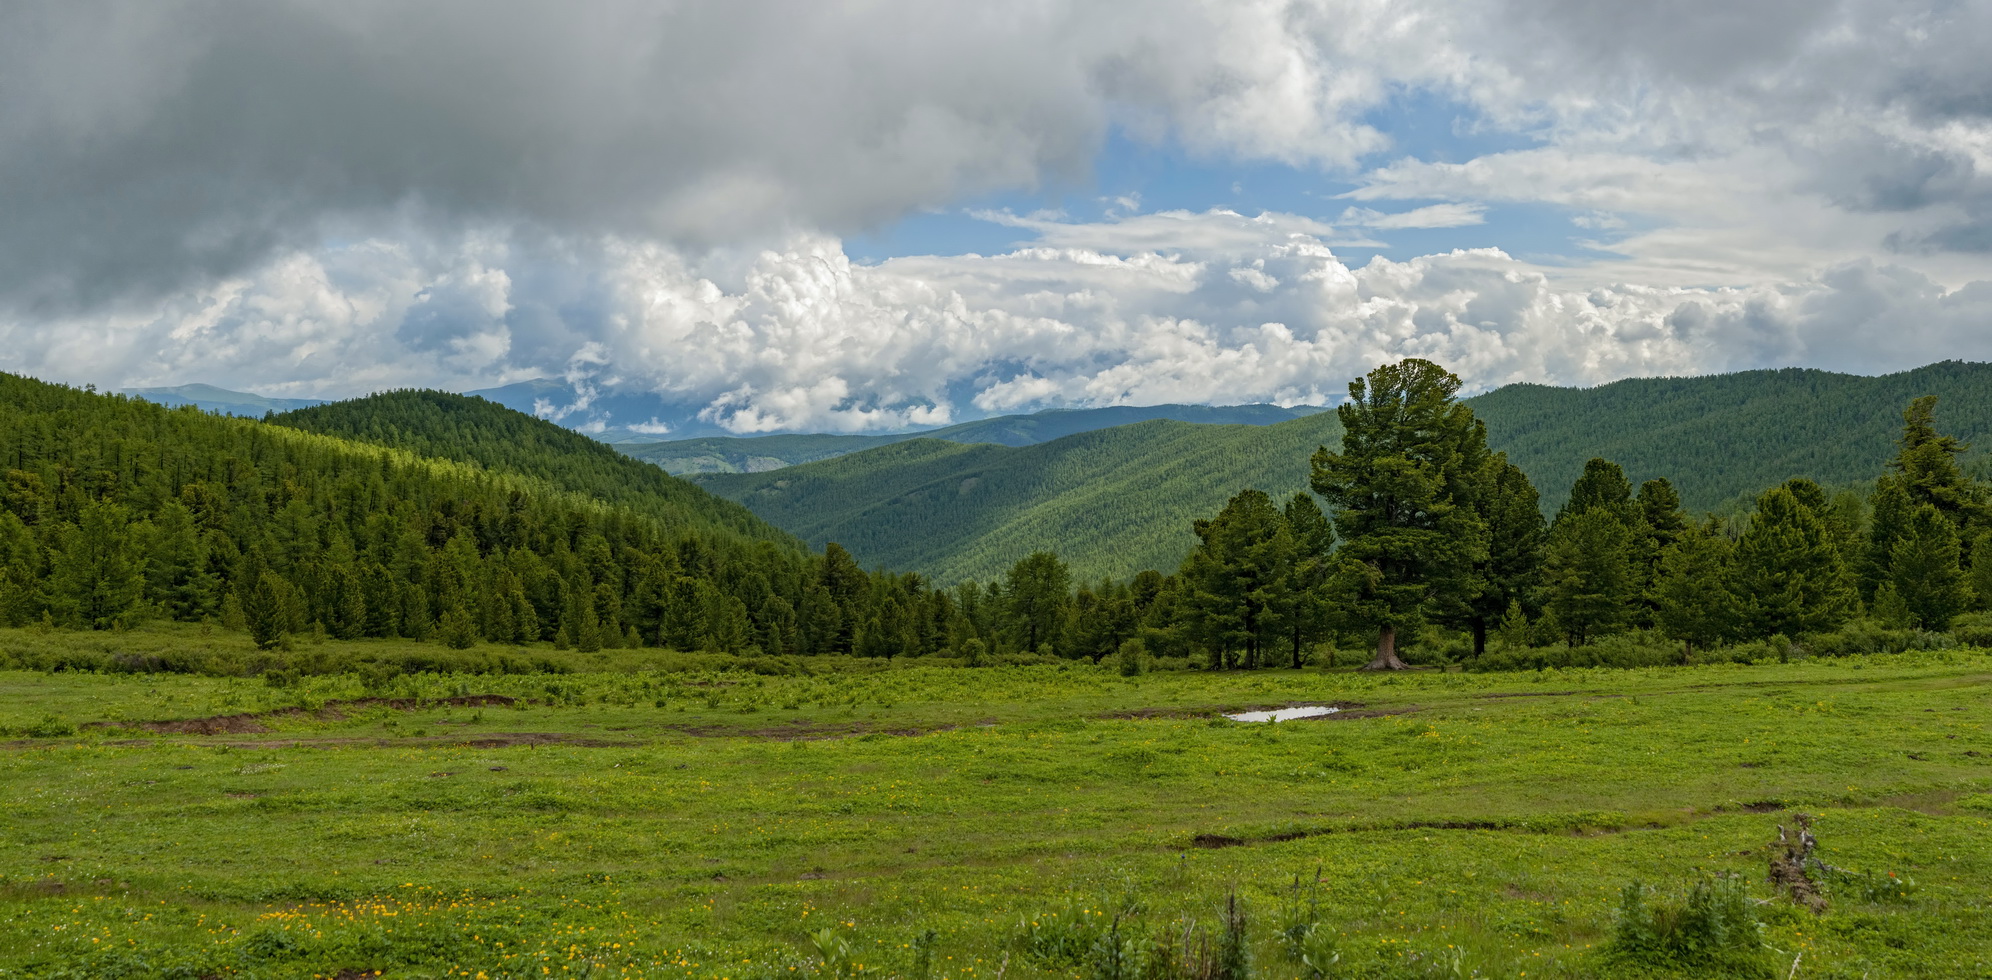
3,0,1992,434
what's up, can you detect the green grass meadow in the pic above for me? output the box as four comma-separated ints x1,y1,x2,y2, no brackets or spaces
2,629,1990,978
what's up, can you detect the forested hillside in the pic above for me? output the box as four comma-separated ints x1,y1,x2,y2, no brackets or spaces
1472,360,1992,513
700,417,1341,583
702,361,1992,583
628,402,1321,474
0,375,985,659
271,390,791,545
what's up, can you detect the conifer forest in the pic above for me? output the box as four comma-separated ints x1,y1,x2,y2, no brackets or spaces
4,360,1992,979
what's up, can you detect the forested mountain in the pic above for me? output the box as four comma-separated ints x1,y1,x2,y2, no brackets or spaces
1471,360,1992,515
625,402,1323,475
700,417,1341,584
270,390,791,546
701,361,1992,583
0,374,995,660
123,383,324,416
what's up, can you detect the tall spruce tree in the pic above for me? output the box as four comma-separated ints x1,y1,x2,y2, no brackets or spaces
1454,456,1544,656
1734,486,1857,638
1541,508,1636,645
1890,505,1969,629
1278,492,1336,668
1557,458,1635,527
48,500,147,630
1002,551,1071,655
1865,477,1915,601
1653,524,1739,659
1893,396,1985,527
1310,359,1490,670
1180,489,1290,668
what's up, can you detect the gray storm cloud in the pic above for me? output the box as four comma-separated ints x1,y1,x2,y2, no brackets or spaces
1,0,1989,428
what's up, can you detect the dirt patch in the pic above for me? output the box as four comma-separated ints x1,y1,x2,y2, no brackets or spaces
664,718,983,741
1297,706,1422,721
208,731,633,750
81,694,523,736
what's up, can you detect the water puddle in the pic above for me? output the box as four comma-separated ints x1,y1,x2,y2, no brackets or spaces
1223,705,1341,723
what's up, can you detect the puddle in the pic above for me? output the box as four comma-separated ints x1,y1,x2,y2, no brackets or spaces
1224,705,1341,723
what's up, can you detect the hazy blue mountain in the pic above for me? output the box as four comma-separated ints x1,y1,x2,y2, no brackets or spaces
626,403,1326,474
123,383,325,416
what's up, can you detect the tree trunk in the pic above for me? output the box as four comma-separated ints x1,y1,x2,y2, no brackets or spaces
1471,617,1488,658
1363,624,1410,670
1291,624,1303,670
1682,639,1693,666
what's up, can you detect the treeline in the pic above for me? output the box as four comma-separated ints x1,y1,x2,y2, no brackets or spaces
0,376,1017,661
9,364,1990,673
1127,359,1992,670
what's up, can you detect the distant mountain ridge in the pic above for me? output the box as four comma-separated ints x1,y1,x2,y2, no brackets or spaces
625,402,1325,474
123,383,325,416
698,360,1992,584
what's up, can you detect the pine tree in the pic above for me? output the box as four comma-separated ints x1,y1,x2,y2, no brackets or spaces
1890,505,1968,629
1892,396,1985,527
1278,492,1336,668
0,511,44,626
1310,359,1490,669
243,570,295,650
1970,530,1992,612
48,500,147,629
1492,599,1530,650
1541,509,1635,645
1557,458,1635,527
1865,477,1915,601
1180,489,1290,669
145,501,218,622
1002,551,1071,655
1653,525,1739,659
438,603,480,649
1734,487,1857,638
1453,456,1544,656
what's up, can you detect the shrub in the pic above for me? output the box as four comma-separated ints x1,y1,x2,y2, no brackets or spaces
1605,876,1770,976
1115,638,1148,677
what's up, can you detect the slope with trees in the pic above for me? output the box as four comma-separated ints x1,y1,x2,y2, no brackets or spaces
698,361,1992,585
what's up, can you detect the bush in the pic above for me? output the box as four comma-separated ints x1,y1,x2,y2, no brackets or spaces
1114,638,1148,677
1605,876,1770,976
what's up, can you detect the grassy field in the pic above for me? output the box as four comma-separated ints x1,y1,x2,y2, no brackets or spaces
2,631,1989,979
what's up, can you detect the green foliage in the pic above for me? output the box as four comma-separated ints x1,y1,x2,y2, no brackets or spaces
1889,505,1969,629
629,404,1319,475
1606,876,1770,976
1311,359,1490,667
1654,524,1739,654
1734,487,1857,638
703,361,1992,584
1541,509,1636,645
273,389,793,545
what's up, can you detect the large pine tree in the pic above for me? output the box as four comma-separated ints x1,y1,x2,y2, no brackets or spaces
1734,487,1857,638
1310,359,1490,670
1890,505,1969,629
1541,508,1635,645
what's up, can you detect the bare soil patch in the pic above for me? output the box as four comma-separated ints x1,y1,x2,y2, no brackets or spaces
81,694,523,736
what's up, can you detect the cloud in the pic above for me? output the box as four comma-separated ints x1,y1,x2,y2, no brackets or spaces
1338,203,1487,229
0,0,1462,314
10,210,1991,433
4,0,1992,431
